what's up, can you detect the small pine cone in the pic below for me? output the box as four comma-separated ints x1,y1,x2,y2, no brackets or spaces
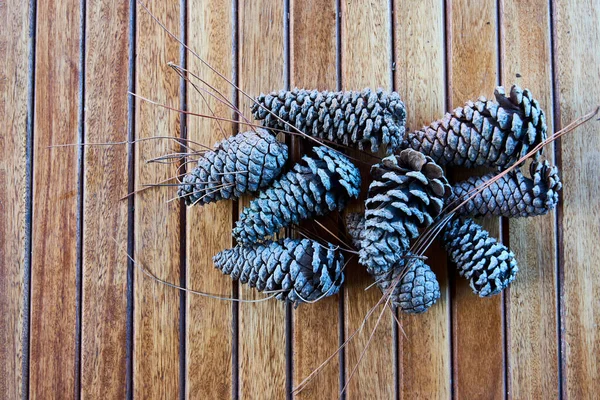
178,129,288,205
448,160,562,218
344,213,440,313
345,212,366,249
442,218,518,297
252,88,407,153
407,85,547,169
213,238,344,305
233,146,361,245
375,255,441,314
360,149,452,274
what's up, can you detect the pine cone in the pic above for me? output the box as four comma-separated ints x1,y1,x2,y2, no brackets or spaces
345,212,366,249
448,160,561,218
375,255,441,314
406,85,547,169
360,149,452,274
213,238,344,306
233,146,361,245
442,217,518,297
178,129,288,205
252,88,407,153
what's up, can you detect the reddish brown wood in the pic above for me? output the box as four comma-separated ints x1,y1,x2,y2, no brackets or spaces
554,0,600,397
394,0,451,397
341,1,395,397
185,0,234,398
81,0,131,398
290,1,341,398
29,0,81,397
500,0,559,398
0,0,31,398
237,1,287,398
134,2,182,397
448,1,504,398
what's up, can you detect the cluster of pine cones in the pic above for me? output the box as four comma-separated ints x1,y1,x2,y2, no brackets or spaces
178,85,562,312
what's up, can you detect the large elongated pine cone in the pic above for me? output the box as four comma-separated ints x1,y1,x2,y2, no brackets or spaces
178,129,288,205
213,238,344,306
360,149,452,274
448,160,561,217
345,213,440,314
233,146,361,245
251,88,407,153
406,85,547,169
443,218,518,297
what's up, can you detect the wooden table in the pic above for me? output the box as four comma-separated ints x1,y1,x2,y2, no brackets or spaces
2,0,599,398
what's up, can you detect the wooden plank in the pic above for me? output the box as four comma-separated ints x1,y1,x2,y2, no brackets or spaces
289,1,340,398
341,0,395,397
393,0,450,397
185,0,233,398
500,1,559,398
447,1,504,398
554,0,600,397
134,2,182,398
0,0,31,398
237,1,287,398
29,0,81,397
81,0,130,398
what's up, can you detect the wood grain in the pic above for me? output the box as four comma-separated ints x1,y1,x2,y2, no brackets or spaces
134,2,182,398
290,1,340,398
448,1,504,398
29,0,81,397
80,0,130,398
554,0,600,397
341,0,395,397
238,1,287,398
185,0,233,398
0,0,30,398
394,1,450,397
500,1,559,398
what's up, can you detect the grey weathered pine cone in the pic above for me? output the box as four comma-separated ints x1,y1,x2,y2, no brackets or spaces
345,212,366,249
360,149,452,275
213,238,344,306
443,217,518,297
448,160,561,218
178,129,288,205
251,88,407,153
233,146,361,245
375,255,441,314
345,213,440,314
406,85,547,169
